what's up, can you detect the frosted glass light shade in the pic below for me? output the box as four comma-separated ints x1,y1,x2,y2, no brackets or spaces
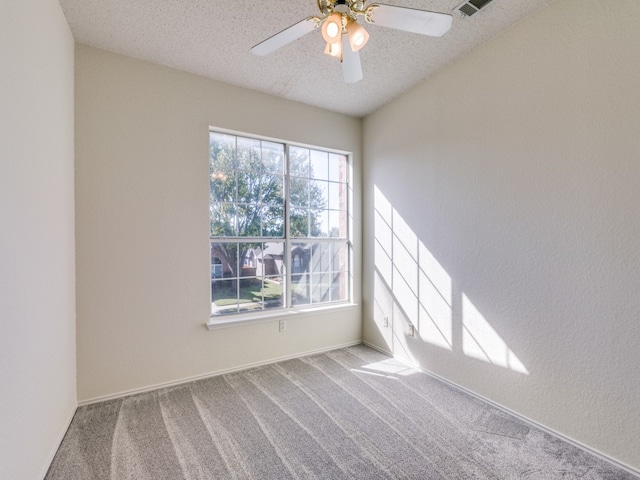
347,20,369,52
324,40,342,59
322,13,343,43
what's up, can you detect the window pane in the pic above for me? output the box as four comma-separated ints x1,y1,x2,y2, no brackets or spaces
310,210,328,237
292,274,310,306
290,208,309,237
312,273,331,303
236,204,261,237
238,294,263,313
239,242,261,277
331,270,347,302
310,149,329,180
332,243,347,273
291,241,348,306
211,278,239,316
328,153,346,182
328,182,339,210
260,175,284,205
289,177,309,208
301,241,349,305
237,277,264,313
261,142,284,175
311,242,331,274
311,181,328,210
263,277,284,310
261,242,286,278
211,242,237,276
211,244,225,280
210,132,236,170
328,210,346,238
339,182,348,211
291,242,308,276
291,241,310,266
236,175,254,204
236,136,261,171
210,169,235,203
261,205,284,237
210,203,236,236
290,146,309,177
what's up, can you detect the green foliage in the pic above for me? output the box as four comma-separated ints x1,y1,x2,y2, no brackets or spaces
288,147,326,237
209,134,327,275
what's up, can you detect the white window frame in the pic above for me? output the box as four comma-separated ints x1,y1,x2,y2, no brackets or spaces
207,128,355,329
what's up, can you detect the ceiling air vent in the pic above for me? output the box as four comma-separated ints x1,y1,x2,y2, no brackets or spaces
454,0,495,17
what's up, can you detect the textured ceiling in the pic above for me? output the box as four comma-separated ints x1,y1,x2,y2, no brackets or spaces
58,0,551,117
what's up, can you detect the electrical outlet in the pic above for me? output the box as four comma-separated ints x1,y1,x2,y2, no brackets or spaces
408,324,415,337
383,316,389,327
279,319,286,332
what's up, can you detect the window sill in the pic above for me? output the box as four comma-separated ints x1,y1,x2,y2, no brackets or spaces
206,303,359,331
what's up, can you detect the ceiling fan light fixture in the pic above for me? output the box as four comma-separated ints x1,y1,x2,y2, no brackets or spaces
321,13,343,43
324,40,342,59
251,1,454,84
347,20,369,52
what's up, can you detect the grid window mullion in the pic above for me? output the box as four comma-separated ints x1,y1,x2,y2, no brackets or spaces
284,144,292,309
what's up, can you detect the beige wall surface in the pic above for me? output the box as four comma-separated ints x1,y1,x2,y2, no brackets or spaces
0,1,77,479
75,45,362,402
363,0,640,471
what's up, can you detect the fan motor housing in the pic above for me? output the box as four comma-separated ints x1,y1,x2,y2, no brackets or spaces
334,0,350,14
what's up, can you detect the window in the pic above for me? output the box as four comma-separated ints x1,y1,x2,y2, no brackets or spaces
209,131,351,318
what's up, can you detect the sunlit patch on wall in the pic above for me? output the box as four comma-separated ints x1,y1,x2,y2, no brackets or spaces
374,186,452,350
462,294,529,374
374,185,527,373
418,243,452,349
372,271,394,350
374,189,393,285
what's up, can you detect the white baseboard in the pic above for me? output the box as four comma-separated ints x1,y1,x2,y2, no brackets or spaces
361,341,640,478
361,340,393,357
78,340,363,406
39,402,77,480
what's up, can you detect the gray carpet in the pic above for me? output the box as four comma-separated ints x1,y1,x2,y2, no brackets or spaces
46,345,637,479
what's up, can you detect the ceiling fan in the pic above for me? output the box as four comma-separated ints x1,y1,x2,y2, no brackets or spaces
251,0,453,84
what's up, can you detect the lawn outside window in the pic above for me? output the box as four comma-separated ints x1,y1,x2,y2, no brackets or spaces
209,130,352,322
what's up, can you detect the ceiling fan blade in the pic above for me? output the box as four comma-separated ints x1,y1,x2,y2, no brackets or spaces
251,17,319,56
368,4,452,37
341,35,363,84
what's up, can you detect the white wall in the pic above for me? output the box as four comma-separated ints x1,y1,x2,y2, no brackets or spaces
75,45,362,402
0,1,76,479
363,0,640,472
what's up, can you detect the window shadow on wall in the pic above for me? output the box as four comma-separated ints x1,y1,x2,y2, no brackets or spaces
373,185,528,375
